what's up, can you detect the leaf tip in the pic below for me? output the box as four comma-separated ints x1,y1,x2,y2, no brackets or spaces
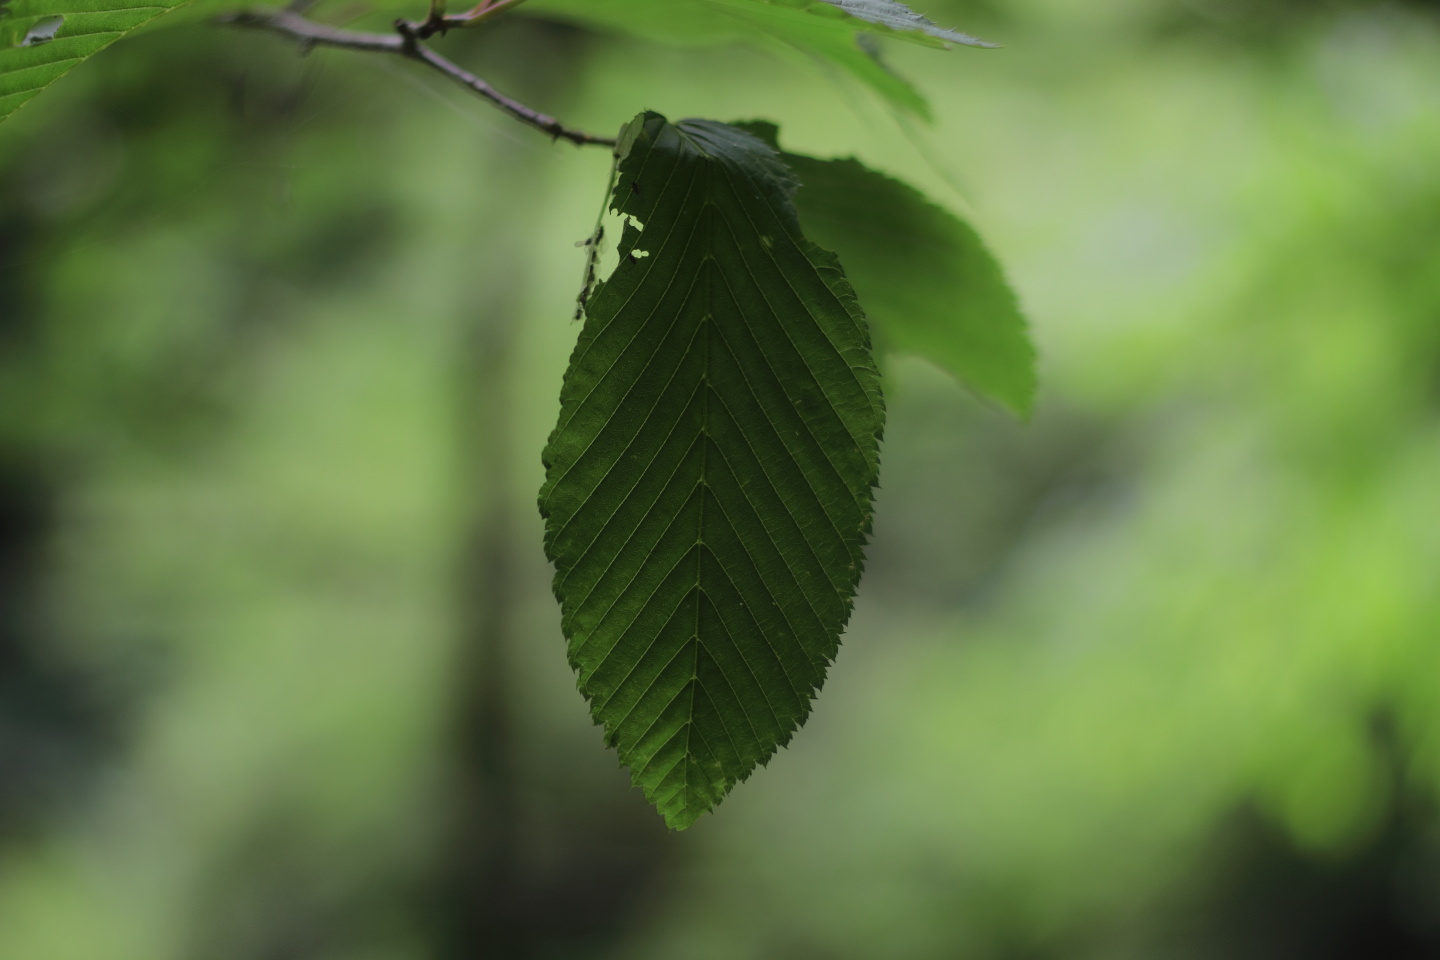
662,807,705,831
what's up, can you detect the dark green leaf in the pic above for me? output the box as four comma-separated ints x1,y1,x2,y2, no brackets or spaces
540,112,884,829
741,121,1035,416
0,0,196,124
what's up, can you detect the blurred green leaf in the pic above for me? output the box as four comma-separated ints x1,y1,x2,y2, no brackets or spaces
531,0,995,117
0,0,196,124
539,112,884,829
768,0,995,47
742,122,1035,415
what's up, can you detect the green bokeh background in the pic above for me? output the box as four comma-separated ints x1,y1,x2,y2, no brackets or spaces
2,1,1440,957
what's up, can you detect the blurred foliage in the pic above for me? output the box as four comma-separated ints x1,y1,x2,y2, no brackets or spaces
2,0,1440,958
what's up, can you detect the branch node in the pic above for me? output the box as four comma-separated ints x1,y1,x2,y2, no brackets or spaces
393,17,419,52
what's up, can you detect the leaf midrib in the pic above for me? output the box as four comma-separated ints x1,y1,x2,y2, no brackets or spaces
580,205,824,818
543,116,886,828
558,152,863,609
568,156,869,687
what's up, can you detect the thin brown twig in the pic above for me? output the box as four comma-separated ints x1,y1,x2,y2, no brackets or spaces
221,6,616,148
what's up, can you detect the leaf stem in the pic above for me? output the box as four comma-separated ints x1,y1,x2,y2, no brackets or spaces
407,0,530,39
221,6,615,148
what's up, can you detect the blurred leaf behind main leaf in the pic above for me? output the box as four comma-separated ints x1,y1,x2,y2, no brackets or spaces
738,121,1036,416
530,0,1001,118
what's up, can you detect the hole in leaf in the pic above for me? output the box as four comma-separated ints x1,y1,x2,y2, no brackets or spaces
592,210,643,280
20,16,63,46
